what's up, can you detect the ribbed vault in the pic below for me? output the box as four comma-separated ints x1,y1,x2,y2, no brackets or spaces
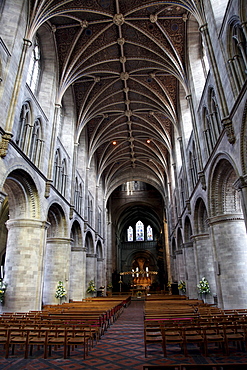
28,0,204,197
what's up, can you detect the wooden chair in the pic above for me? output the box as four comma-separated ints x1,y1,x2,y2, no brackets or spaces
5,328,29,359
183,325,205,356
46,326,68,359
28,327,49,358
66,327,90,359
161,326,185,357
202,325,226,356
222,323,246,355
144,321,165,357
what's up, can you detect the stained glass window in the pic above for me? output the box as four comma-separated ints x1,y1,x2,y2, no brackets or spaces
127,226,133,241
136,220,144,241
147,225,153,241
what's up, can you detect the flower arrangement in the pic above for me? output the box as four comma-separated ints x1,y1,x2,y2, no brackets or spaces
178,280,186,293
86,280,97,294
0,279,7,304
55,280,66,299
167,281,172,288
107,283,113,290
197,277,210,294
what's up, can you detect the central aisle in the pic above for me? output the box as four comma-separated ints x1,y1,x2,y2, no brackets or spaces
83,299,147,369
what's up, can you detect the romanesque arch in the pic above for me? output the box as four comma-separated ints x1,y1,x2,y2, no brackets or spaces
208,156,247,308
0,169,46,312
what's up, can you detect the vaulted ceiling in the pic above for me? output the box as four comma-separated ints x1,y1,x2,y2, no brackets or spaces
29,0,203,198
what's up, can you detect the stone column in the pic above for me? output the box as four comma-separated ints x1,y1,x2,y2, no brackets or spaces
175,248,185,282
233,175,247,231
43,237,71,305
192,233,216,304
69,246,86,301
86,253,97,295
4,219,49,312
182,242,197,299
97,257,104,291
208,215,247,309
45,104,61,197
0,39,32,157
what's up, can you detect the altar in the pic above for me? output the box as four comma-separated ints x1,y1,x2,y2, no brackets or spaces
131,288,148,298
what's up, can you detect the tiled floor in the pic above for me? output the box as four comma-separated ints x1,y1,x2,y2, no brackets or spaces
0,300,247,369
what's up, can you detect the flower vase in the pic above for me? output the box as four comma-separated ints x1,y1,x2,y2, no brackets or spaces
59,297,65,305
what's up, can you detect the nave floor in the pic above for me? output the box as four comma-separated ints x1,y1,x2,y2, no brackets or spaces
0,299,247,369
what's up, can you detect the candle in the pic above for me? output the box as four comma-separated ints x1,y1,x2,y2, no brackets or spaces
146,267,149,272
0,266,3,279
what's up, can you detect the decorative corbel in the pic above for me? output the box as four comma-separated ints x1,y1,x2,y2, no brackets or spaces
222,117,235,144
198,171,207,190
69,205,74,220
0,132,13,158
44,180,53,198
185,199,191,214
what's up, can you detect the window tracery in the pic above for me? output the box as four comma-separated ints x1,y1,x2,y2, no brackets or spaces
26,37,41,94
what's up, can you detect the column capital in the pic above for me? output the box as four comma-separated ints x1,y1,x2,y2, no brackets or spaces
233,175,247,191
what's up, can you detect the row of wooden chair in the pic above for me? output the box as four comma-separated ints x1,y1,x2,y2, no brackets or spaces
0,296,131,359
0,323,91,359
144,319,247,358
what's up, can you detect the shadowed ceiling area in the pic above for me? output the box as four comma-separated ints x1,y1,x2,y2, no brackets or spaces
29,0,201,196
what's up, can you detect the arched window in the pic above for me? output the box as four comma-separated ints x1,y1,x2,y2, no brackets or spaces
98,209,102,235
209,88,221,139
127,226,133,241
26,37,41,94
53,149,61,189
74,177,79,210
60,159,67,196
228,20,247,93
203,106,214,156
147,225,153,241
17,102,31,154
180,179,185,209
87,196,93,225
79,183,83,214
29,118,43,166
136,220,144,241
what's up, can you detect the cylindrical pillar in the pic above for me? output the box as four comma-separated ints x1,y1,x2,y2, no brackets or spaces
4,219,48,312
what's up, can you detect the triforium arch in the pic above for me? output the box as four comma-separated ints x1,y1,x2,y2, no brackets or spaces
208,156,247,309
0,169,47,312
43,202,69,305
